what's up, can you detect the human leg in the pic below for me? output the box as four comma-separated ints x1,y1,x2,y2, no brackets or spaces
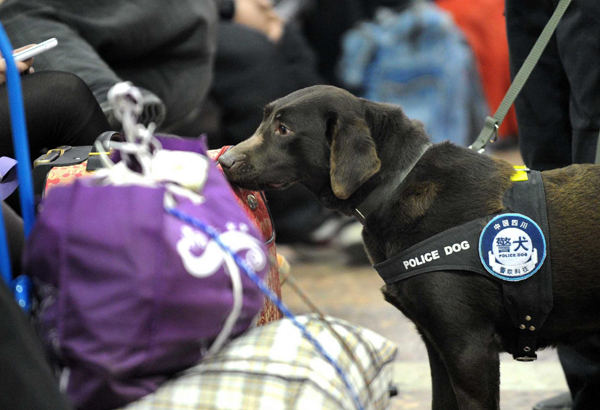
0,71,111,215
557,339,600,409
1,202,23,275
505,0,572,171
554,0,600,164
0,71,111,160
548,1,600,406
507,1,600,408
0,279,71,410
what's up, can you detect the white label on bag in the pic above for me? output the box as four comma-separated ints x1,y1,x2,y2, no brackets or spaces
177,224,267,278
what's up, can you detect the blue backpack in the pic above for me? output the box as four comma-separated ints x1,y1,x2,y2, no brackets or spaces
337,3,488,145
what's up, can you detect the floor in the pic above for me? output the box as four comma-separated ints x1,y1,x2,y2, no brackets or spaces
278,145,569,410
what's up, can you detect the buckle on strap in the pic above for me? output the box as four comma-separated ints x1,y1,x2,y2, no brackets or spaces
469,116,499,153
512,318,541,362
33,145,72,167
515,355,537,362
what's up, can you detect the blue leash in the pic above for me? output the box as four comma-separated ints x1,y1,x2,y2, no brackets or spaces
167,207,366,410
0,24,35,237
0,22,36,311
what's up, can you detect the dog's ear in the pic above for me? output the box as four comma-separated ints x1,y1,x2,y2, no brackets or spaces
327,112,381,199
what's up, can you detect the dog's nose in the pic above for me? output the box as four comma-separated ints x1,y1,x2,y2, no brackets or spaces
218,152,236,169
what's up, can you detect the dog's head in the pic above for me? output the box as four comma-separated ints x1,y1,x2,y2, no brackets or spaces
219,85,382,205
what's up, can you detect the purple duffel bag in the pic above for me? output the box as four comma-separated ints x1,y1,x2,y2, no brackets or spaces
24,137,270,410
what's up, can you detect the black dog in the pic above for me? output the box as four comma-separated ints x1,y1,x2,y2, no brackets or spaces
218,85,600,410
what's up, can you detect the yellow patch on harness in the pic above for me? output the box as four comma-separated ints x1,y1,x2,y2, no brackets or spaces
511,165,530,182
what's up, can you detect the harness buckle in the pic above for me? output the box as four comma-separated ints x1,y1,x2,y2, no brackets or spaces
489,123,499,143
515,355,537,362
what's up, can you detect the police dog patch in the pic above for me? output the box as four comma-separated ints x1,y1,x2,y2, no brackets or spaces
479,213,546,281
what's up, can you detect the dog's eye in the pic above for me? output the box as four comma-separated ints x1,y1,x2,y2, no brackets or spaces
277,124,291,136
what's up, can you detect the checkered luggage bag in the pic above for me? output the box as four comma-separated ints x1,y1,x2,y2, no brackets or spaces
33,142,283,326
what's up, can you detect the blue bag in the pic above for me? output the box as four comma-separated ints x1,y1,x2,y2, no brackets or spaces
337,2,488,145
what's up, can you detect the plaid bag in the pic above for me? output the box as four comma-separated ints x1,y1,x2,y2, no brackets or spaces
121,315,398,410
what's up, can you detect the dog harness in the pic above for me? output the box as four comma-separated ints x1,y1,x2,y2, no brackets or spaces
372,169,553,361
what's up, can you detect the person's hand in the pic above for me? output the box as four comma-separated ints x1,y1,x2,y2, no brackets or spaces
0,44,36,85
234,0,284,43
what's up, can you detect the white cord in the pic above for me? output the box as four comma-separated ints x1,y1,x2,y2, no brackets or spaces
206,252,243,356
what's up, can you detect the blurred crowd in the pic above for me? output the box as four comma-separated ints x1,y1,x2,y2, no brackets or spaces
0,0,516,258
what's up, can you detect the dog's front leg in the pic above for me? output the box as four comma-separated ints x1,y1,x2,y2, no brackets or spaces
384,274,502,409
433,329,501,410
422,336,460,410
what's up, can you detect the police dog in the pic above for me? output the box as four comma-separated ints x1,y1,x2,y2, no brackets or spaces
218,85,600,410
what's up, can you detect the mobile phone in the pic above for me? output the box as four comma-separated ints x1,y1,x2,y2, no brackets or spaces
12,38,58,62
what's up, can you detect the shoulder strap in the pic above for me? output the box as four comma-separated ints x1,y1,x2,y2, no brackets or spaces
470,0,572,153
373,217,492,285
501,171,553,361
373,171,553,361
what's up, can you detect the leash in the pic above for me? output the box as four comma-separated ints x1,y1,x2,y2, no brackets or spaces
469,0,573,154
278,257,376,404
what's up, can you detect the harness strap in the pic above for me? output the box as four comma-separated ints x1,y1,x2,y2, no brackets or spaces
502,170,553,360
373,171,553,360
374,217,492,284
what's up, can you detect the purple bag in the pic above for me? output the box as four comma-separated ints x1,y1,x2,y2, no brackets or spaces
24,137,270,409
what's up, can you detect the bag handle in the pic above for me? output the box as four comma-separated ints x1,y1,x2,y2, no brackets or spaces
470,0,572,153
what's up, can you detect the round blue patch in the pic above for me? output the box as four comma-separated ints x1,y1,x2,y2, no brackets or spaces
479,213,546,282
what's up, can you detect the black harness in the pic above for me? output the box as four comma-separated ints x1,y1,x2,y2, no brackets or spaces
371,171,553,361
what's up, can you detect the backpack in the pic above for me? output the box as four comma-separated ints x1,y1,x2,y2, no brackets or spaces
337,2,488,145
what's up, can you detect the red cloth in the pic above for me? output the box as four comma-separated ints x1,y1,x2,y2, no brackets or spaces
437,0,518,139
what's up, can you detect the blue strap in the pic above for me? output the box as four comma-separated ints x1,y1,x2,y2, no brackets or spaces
0,203,12,285
0,24,36,236
0,23,36,305
167,207,366,410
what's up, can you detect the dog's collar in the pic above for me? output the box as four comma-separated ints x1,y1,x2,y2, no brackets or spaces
353,143,431,225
